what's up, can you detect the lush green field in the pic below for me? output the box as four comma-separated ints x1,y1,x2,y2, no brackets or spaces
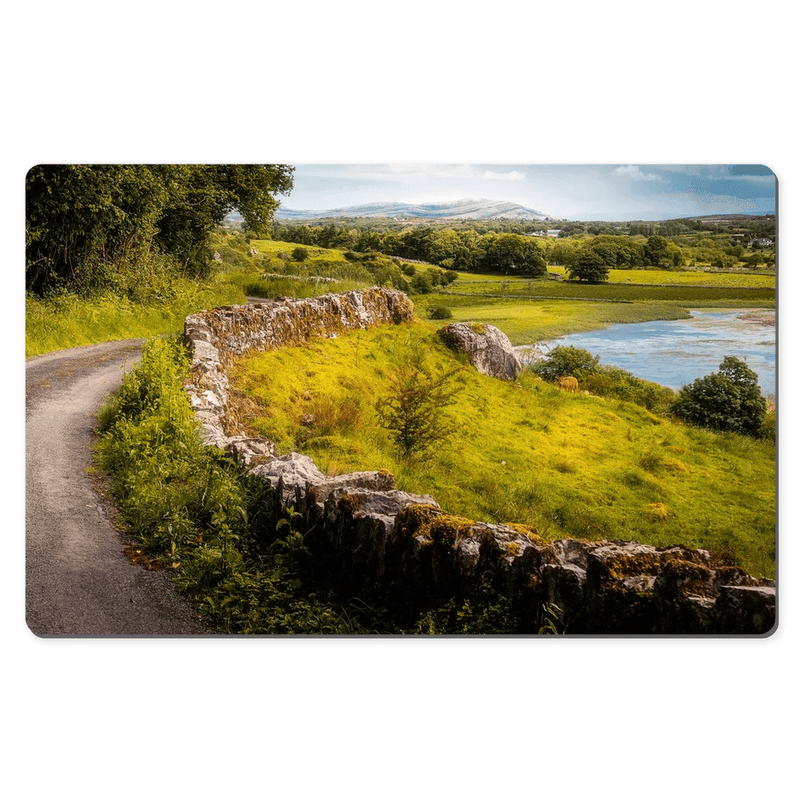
413,296,691,345
229,322,776,579
413,266,774,344
552,265,775,287
25,281,248,358
442,276,774,305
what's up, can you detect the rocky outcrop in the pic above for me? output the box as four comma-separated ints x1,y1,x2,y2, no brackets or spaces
439,322,522,380
182,290,776,635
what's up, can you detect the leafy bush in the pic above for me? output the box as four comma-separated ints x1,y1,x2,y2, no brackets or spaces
428,305,453,320
410,271,433,294
531,346,675,413
671,356,767,437
581,365,676,413
531,346,600,382
292,246,309,262
375,337,462,457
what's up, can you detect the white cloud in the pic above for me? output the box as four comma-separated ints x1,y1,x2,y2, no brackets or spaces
385,164,525,182
614,165,663,182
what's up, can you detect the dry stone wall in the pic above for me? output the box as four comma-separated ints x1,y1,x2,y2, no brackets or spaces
183,289,776,635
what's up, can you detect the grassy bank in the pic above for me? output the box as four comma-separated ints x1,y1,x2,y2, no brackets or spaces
229,322,775,579
25,282,248,358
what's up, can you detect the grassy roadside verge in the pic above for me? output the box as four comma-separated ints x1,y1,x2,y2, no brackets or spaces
25,281,249,358
94,336,368,634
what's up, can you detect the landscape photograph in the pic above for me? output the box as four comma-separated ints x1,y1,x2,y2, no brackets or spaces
25,163,777,637
11,1,797,795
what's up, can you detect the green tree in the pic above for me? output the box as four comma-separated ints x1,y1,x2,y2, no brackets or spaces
671,356,766,437
643,235,668,266
26,164,294,294
376,340,461,457
480,233,546,277
566,245,610,282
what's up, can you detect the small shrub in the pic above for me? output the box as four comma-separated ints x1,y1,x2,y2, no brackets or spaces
375,338,462,458
428,305,453,320
531,346,600,382
410,271,433,295
292,247,309,262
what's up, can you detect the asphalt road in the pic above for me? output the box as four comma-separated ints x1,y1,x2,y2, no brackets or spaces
26,339,214,636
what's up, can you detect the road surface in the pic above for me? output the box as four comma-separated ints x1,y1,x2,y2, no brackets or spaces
26,339,213,636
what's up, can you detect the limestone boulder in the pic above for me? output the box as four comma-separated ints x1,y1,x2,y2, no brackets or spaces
439,322,522,380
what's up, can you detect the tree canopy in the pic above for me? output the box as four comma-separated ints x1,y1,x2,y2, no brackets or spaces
671,356,766,437
26,164,294,294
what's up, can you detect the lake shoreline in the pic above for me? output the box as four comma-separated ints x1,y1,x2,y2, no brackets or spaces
514,307,776,394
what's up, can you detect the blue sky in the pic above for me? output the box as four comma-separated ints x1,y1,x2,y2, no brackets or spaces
280,164,776,221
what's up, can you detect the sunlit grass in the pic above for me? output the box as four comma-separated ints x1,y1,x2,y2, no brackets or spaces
230,321,775,579
411,295,690,344
25,282,248,358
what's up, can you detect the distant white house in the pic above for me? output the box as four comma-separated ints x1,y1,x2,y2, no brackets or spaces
749,238,774,247
530,229,562,238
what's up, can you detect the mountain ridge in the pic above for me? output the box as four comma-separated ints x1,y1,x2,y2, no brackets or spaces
274,198,552,221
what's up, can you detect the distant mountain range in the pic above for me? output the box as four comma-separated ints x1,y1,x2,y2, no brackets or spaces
273,198,553,221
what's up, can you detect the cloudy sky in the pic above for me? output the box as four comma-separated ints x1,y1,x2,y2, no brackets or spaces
279,164,777,221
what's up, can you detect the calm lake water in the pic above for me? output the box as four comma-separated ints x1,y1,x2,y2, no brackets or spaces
529,309,776,396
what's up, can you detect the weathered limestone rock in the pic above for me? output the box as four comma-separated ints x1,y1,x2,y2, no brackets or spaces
439,322,522,380
250,452,327,504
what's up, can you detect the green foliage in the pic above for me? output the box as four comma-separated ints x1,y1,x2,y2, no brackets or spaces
428,304,453,320
375,337,462,458
530,346,676,413
26,164,294,294
95,335,367,634
671,356,767,437
481,232,547,277
410,271,433,294
531,346,600,382
292,246,309,262
411,589,520,634
566,245,611,283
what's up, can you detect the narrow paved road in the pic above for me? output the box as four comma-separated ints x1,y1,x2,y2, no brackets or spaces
26,340,213,636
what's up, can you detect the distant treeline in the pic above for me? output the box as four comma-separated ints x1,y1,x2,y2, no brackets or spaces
273,223,550,277
270,217,776,276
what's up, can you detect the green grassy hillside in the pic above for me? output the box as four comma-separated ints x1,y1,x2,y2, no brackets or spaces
229,321,775,579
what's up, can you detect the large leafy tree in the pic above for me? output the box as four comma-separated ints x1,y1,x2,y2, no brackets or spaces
671,356,766,437
480,233,546,277
26,164,294,294
566,244,610,283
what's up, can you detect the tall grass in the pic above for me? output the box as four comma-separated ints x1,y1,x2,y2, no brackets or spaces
25,281,248,357
95,336,367,634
